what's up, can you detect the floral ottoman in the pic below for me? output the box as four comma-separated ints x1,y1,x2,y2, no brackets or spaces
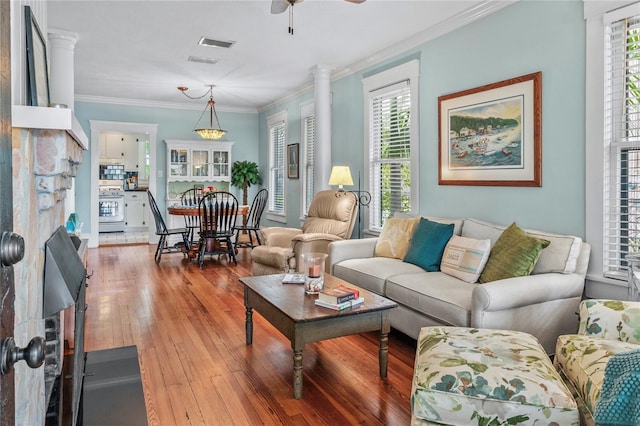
411,327,578,425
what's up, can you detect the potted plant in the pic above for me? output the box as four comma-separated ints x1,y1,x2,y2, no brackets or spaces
231,160,261,206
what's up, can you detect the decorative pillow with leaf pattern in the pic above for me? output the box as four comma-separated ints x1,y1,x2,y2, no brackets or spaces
578,299,640,344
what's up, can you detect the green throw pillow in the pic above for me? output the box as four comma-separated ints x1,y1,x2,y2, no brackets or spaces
403,218,454,272
478,222,550,283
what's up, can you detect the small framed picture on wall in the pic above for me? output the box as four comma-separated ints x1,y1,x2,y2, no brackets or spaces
287,143,299,179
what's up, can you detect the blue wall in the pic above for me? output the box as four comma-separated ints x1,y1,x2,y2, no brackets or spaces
74,1,586,238
259,0,586,237
73,103,259,229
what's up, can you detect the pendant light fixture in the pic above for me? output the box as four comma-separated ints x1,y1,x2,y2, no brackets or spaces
178,85,227,140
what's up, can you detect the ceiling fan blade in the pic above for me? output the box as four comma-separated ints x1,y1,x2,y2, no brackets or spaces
344,0,366,3
271,0,289,14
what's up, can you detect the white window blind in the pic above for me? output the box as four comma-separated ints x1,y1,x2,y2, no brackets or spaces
368,80,412,231
302,113,315,215
269,119,286,214
604,10,640,278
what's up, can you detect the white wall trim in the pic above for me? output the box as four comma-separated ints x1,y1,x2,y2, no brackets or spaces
76,94,257,114
584,0,640,296
258,1,514,113
89,120,158,248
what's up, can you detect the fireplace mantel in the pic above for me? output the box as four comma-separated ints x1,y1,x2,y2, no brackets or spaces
12,105,88,149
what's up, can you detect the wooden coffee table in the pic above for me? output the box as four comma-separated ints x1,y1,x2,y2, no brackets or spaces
239,273,398,399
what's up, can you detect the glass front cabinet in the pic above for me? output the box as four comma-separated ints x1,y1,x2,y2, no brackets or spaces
165,140,234,201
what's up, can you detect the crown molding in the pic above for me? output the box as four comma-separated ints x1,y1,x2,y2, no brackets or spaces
74,94,258,114
258,0,517,112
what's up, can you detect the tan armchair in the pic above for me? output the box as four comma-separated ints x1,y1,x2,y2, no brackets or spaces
251,190,358,275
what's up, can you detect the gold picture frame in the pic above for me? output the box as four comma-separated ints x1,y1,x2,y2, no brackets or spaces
438,72,542,187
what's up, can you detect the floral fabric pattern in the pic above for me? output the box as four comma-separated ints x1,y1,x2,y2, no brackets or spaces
412,327,578,425
577,299,640,344
554,299,640,424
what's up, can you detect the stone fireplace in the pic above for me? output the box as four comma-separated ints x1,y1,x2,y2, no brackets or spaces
12,124,87,424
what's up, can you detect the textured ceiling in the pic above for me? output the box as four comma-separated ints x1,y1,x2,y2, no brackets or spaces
47,0,492,111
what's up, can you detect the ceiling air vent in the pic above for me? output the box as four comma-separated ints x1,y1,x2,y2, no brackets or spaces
198,37,235,49
188,56,219,65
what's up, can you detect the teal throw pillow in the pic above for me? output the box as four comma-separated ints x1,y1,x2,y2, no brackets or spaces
403,218,455,272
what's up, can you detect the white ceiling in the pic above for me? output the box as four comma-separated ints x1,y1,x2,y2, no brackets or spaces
47,0,495,112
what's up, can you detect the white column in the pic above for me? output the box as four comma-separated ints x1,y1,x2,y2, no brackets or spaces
311,64,333,191
48,30,78,110
49,29,78,218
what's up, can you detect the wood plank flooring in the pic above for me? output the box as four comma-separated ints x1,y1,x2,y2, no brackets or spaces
84,244,416,425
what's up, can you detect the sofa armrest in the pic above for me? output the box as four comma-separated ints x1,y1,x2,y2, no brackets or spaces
472,273,585,314
472,272,586,353
328,238,378,274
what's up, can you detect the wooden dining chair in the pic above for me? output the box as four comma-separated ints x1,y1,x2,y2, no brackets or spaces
234,188,268,250
197,191,239,267
180,188,203,246
147,190,190,263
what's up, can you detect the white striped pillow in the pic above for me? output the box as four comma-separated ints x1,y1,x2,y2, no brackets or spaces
440,235,491,283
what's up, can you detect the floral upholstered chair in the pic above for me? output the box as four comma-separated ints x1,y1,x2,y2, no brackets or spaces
554,299,640,426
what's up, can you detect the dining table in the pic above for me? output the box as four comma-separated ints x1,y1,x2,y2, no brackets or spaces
167,204,250,261
167,204,249,217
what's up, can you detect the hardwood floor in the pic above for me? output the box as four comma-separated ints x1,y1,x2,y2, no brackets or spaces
84,244,416,425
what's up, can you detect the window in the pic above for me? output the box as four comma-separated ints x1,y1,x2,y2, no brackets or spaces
363,60,419,233
267,111,287,221
603,5,640,278
301,101,315,216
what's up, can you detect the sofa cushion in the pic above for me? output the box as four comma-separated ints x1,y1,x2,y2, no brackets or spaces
577,299,640,344
555,334,639,417
403,218,454,272
374,217,420,259
440,235,491,283
462,218,583,274
478,222,550,283
393,212,464,237
332,257,426,295
412,327,578,425
386,272,473,326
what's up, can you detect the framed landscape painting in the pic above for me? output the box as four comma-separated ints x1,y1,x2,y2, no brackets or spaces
438,72,541,187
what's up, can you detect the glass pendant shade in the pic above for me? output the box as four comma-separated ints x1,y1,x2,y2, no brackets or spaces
178,85,227,140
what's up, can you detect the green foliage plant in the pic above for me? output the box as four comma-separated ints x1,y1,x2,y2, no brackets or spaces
231,160,261,205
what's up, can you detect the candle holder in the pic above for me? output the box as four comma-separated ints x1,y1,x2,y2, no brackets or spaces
301,252,328,294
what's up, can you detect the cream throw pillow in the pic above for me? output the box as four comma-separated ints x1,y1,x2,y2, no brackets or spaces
374,217,420,259
440,235,491,283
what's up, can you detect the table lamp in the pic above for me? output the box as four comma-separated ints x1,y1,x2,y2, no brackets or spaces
328,166,354,191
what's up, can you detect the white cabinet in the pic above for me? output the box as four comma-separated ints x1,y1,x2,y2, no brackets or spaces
165,140,234,200
124,136,139,172
100,132,141,171
103,133,126,160
124,192,149,230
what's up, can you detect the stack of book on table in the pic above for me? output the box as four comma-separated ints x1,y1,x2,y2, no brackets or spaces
315,285,364,310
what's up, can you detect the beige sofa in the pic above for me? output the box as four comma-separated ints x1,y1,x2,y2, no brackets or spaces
329,217,591,354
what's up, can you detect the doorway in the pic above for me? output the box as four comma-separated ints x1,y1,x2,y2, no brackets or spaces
89,121,158,248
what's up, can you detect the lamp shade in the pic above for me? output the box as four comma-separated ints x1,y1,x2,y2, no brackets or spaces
328,166,354,188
